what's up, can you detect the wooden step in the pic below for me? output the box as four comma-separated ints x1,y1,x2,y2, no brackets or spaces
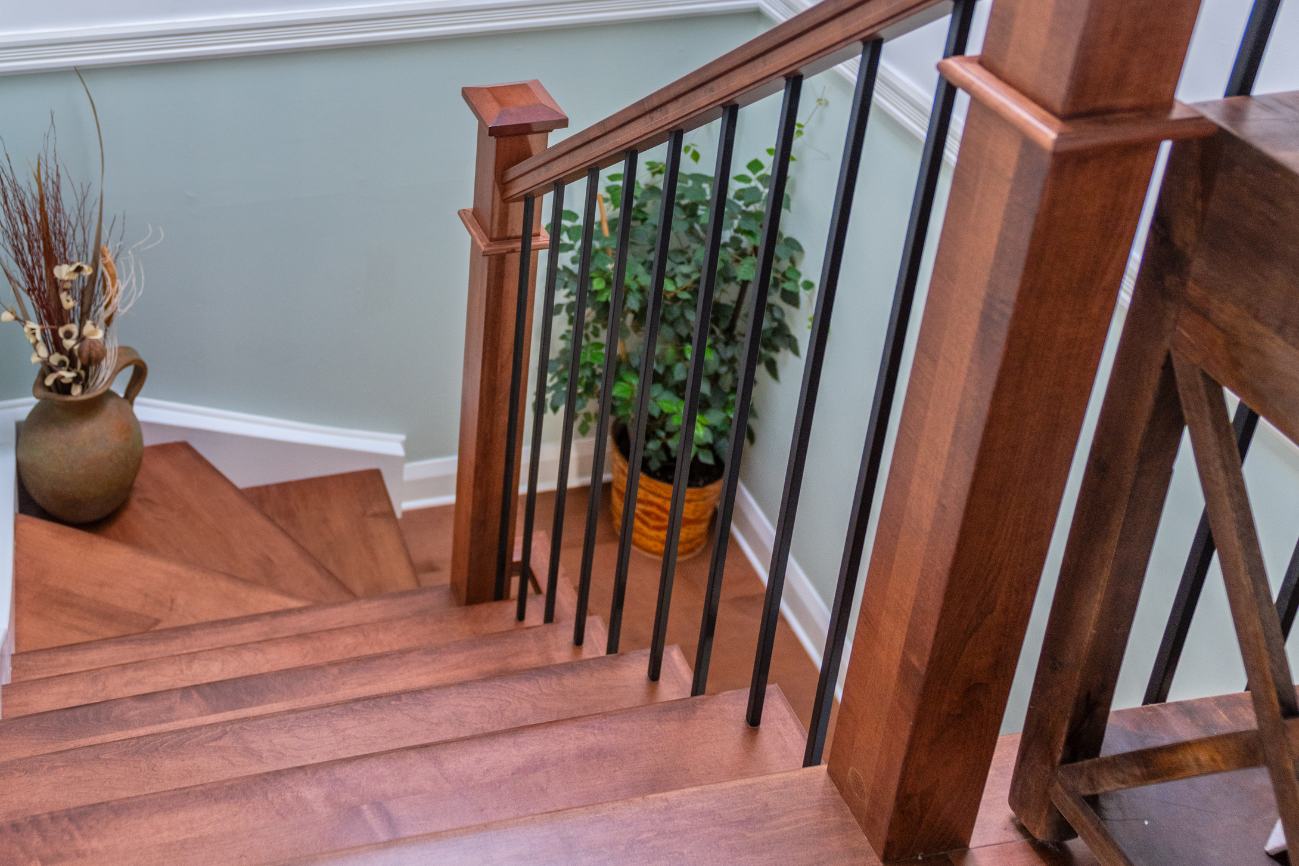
243,470,420,598
0,647,691,822
10,585,455,682
80,442,353,602
12,515,308,653
289,766,874,865
0,618,605,762
0,687,803,865
3,596,551,717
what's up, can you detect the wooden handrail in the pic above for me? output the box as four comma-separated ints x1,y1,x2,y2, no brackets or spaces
500,0,949,201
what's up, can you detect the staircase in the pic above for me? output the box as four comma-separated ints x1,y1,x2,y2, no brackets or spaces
0,443,873,864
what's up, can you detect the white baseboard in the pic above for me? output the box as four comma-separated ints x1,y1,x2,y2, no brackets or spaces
402,435,606,511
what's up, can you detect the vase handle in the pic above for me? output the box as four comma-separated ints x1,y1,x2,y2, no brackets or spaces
110,346,148,406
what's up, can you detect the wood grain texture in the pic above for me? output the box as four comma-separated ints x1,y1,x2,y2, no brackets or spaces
288,766,874,866
825,2,1201,858
0,647,691,822
0,619,605,762
3,595,546,717
0,687,804,865
81,442,353,602
243,470,419,598
12,515,306,653
500,0,949,197
10,585,454,682
452,80,564,605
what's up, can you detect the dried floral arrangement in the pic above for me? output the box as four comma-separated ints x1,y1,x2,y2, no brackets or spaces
0,74,156,397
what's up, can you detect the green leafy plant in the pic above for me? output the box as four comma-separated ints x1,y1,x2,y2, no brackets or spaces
546,120,820,487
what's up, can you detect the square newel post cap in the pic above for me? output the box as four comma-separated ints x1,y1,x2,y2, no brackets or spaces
462,80,568,137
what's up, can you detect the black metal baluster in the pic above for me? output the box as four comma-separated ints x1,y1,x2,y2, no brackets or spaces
607,131,686,654
802,0,975,760
687,75,802,698
574,150,639,646
1276,537,1299,638
647,106,740,681
520,183,565,622
1143,1,1279,700
544,169,600,622
745,41,882,724
495,194,536,602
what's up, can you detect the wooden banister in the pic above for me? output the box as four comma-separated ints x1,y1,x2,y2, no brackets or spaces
451,80,567,606
824,0,1208,860
500,0,947,200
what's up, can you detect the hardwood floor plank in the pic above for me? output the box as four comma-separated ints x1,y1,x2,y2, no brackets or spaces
0,687,804,865
244,470,420,598
0,648,691,822
10,586,455,682
0,620,605,762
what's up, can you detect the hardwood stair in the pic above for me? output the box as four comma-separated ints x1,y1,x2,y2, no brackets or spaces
243,470,421,597
0,444,871,864
283,766,876,865
0,687,805,865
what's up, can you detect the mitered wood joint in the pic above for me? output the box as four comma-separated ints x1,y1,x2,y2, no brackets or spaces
458,209,550,257
940,55,1216,153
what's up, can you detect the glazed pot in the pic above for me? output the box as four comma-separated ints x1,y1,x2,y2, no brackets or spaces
608,431,724,559
17,346,148,524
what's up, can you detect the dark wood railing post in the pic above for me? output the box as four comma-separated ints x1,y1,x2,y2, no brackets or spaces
452,81,567,605
825,0,1207,859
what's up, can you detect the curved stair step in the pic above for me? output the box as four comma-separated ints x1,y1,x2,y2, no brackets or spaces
3,595,554,717
13,515,308,653
10,585,455,682
0,647,691,822
0,618,605,762
0,686,804,866
287,766,873,866
78,442,353,602
243,470,420,598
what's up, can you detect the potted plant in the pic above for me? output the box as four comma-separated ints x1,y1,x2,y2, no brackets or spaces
548,131,816,558
0,76,157,523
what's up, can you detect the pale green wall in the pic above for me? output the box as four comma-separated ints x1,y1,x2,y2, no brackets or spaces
0,12,768,459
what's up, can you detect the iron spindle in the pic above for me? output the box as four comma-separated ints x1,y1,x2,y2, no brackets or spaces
743,41,882,723
802,0,975,757
544,170,600,623
1143,1,1280,698
1277,537,1299,638
522,183,566,622
495,194,536,602
647,105,739,681
575,150,639,646
606,131,686,654
686,75,803,702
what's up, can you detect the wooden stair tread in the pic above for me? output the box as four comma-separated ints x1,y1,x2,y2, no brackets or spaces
12,515,308,653
0,647,692,822
10,585,455,682
82,442,353,602
2,595,553,718
0,618,605,762
0,687,804,865
243,470,420,598
290,765,874,866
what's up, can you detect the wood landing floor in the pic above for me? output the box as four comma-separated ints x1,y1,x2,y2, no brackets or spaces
399,484,825,730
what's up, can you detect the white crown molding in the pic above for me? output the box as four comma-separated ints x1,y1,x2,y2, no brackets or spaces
0,0,951,160
0,0,753,75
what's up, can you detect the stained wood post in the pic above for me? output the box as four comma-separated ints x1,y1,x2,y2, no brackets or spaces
452,81,567,605
825,0,1208,859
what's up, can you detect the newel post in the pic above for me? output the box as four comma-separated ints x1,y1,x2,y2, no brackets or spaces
452,81,567,605
825,0,1206,860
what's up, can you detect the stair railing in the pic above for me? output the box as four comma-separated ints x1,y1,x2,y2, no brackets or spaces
452,0,1215,858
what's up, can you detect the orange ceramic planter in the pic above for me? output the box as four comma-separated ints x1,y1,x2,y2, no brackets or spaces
608,437,723,558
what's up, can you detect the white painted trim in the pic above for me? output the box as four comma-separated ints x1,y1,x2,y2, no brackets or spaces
402,435,607,511
0,0,951,158
0,415,15,698
0,0,752,75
